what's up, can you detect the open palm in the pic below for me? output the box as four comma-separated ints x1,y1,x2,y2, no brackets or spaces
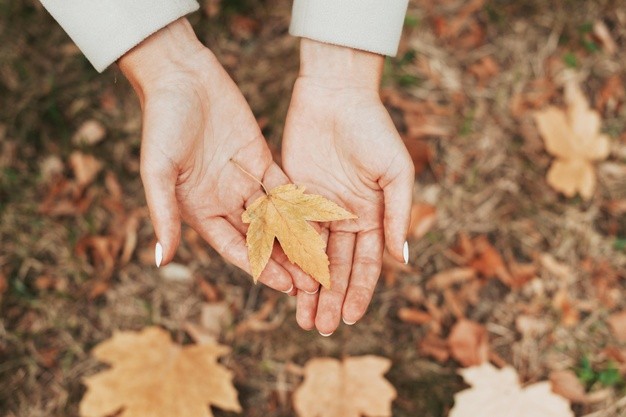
282,78,415,334
120,26,318,295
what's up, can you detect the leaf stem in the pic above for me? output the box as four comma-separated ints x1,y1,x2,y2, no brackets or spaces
230,159,268,195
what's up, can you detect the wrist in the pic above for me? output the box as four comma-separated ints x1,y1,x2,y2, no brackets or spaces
298,38,384,90
118,18,209,101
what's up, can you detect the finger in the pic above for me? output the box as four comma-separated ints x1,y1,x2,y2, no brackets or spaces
315,231,356,336
342,228,384,325
140,152,181,268
195,217,294,293
380,151,415,264
296,290,319,330
272,247,320,294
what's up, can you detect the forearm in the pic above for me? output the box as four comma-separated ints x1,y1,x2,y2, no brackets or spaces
117,18,218,107
298,38,384,91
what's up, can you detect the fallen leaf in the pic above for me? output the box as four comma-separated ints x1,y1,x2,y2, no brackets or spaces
398,307,432,325
550,370,588,403
409,203,437,239
0,272,7,296
448,319,489,367
468,56,500,88
516,315,549,339
592,21,617,55
403,138,433,175
242,184,356,288
79,327,241,417
203,0,222,17
69,151,103,189
72,120,106,146
469,235,512,285
449,363,574,417
419,332,450,363
229,15,260,39
159,263,193,282
427,267,476,290
534,77,611,200
293,356,396,417
596,74,624,116
553,289,580,327
607,310,626,342
200,302,233,339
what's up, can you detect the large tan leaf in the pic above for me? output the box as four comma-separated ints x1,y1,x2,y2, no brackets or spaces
449,363,574,417
534,76,611,200
533,107,576,160
242,184,356,288
546,159,595,200
79,327,241,417
293,356,396,417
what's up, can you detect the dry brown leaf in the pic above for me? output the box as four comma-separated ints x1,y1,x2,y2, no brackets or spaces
592,21,617,55
159,263,193,282
549,370,588,403
403,138,433,175
607,310,626,342
397,307,432,325
448,319,489,367
427,267,476,290
470,235,512,284
293,356,396,417
409,203,437,239
419,332,450,363
450,363,574,417
69,151,103,188
79,327,241,417
553,289,580,327
534,77,611,200
596,75,624,116
242,184,356,288
72,120,106,146
0,272,7,296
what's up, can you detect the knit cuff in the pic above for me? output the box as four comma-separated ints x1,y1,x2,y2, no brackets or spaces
40,0,200,72
290,0,409,57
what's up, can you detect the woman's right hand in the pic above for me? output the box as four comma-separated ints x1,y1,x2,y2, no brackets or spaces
118,18,320,295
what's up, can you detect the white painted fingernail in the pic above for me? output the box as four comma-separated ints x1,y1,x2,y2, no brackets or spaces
304,287,319,295
403,241,409,264
319,331,333,337
343,318,357,325
155,242,163,268
282,284,294,294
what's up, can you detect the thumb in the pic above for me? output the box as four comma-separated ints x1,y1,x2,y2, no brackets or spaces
381,152,415,264
140,156,181,268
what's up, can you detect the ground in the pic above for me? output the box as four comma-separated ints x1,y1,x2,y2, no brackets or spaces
1,0,626,416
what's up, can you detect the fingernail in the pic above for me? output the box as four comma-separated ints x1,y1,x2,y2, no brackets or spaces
155,242,163,268
282,284,294,294
304,287,319,295
343,318,357,325
319,331,333,337
403,241,409,264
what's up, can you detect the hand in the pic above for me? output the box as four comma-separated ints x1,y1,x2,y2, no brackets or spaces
118,19,319,295
282,39,415,335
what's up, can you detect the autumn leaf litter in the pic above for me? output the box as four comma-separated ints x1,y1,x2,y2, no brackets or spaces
2,1,626,417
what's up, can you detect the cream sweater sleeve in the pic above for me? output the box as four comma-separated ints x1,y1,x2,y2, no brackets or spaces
290,0,409,57
39,0,199,72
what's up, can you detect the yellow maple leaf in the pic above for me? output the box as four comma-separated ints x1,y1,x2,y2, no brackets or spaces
242,184,356,289
449,363,573,417
534,77,611,200
79,327,241,417
293,356,397,417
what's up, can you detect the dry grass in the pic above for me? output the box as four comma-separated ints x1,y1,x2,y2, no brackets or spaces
1,0,626,416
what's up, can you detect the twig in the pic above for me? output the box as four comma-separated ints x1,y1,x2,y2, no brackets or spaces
230,158,268,194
